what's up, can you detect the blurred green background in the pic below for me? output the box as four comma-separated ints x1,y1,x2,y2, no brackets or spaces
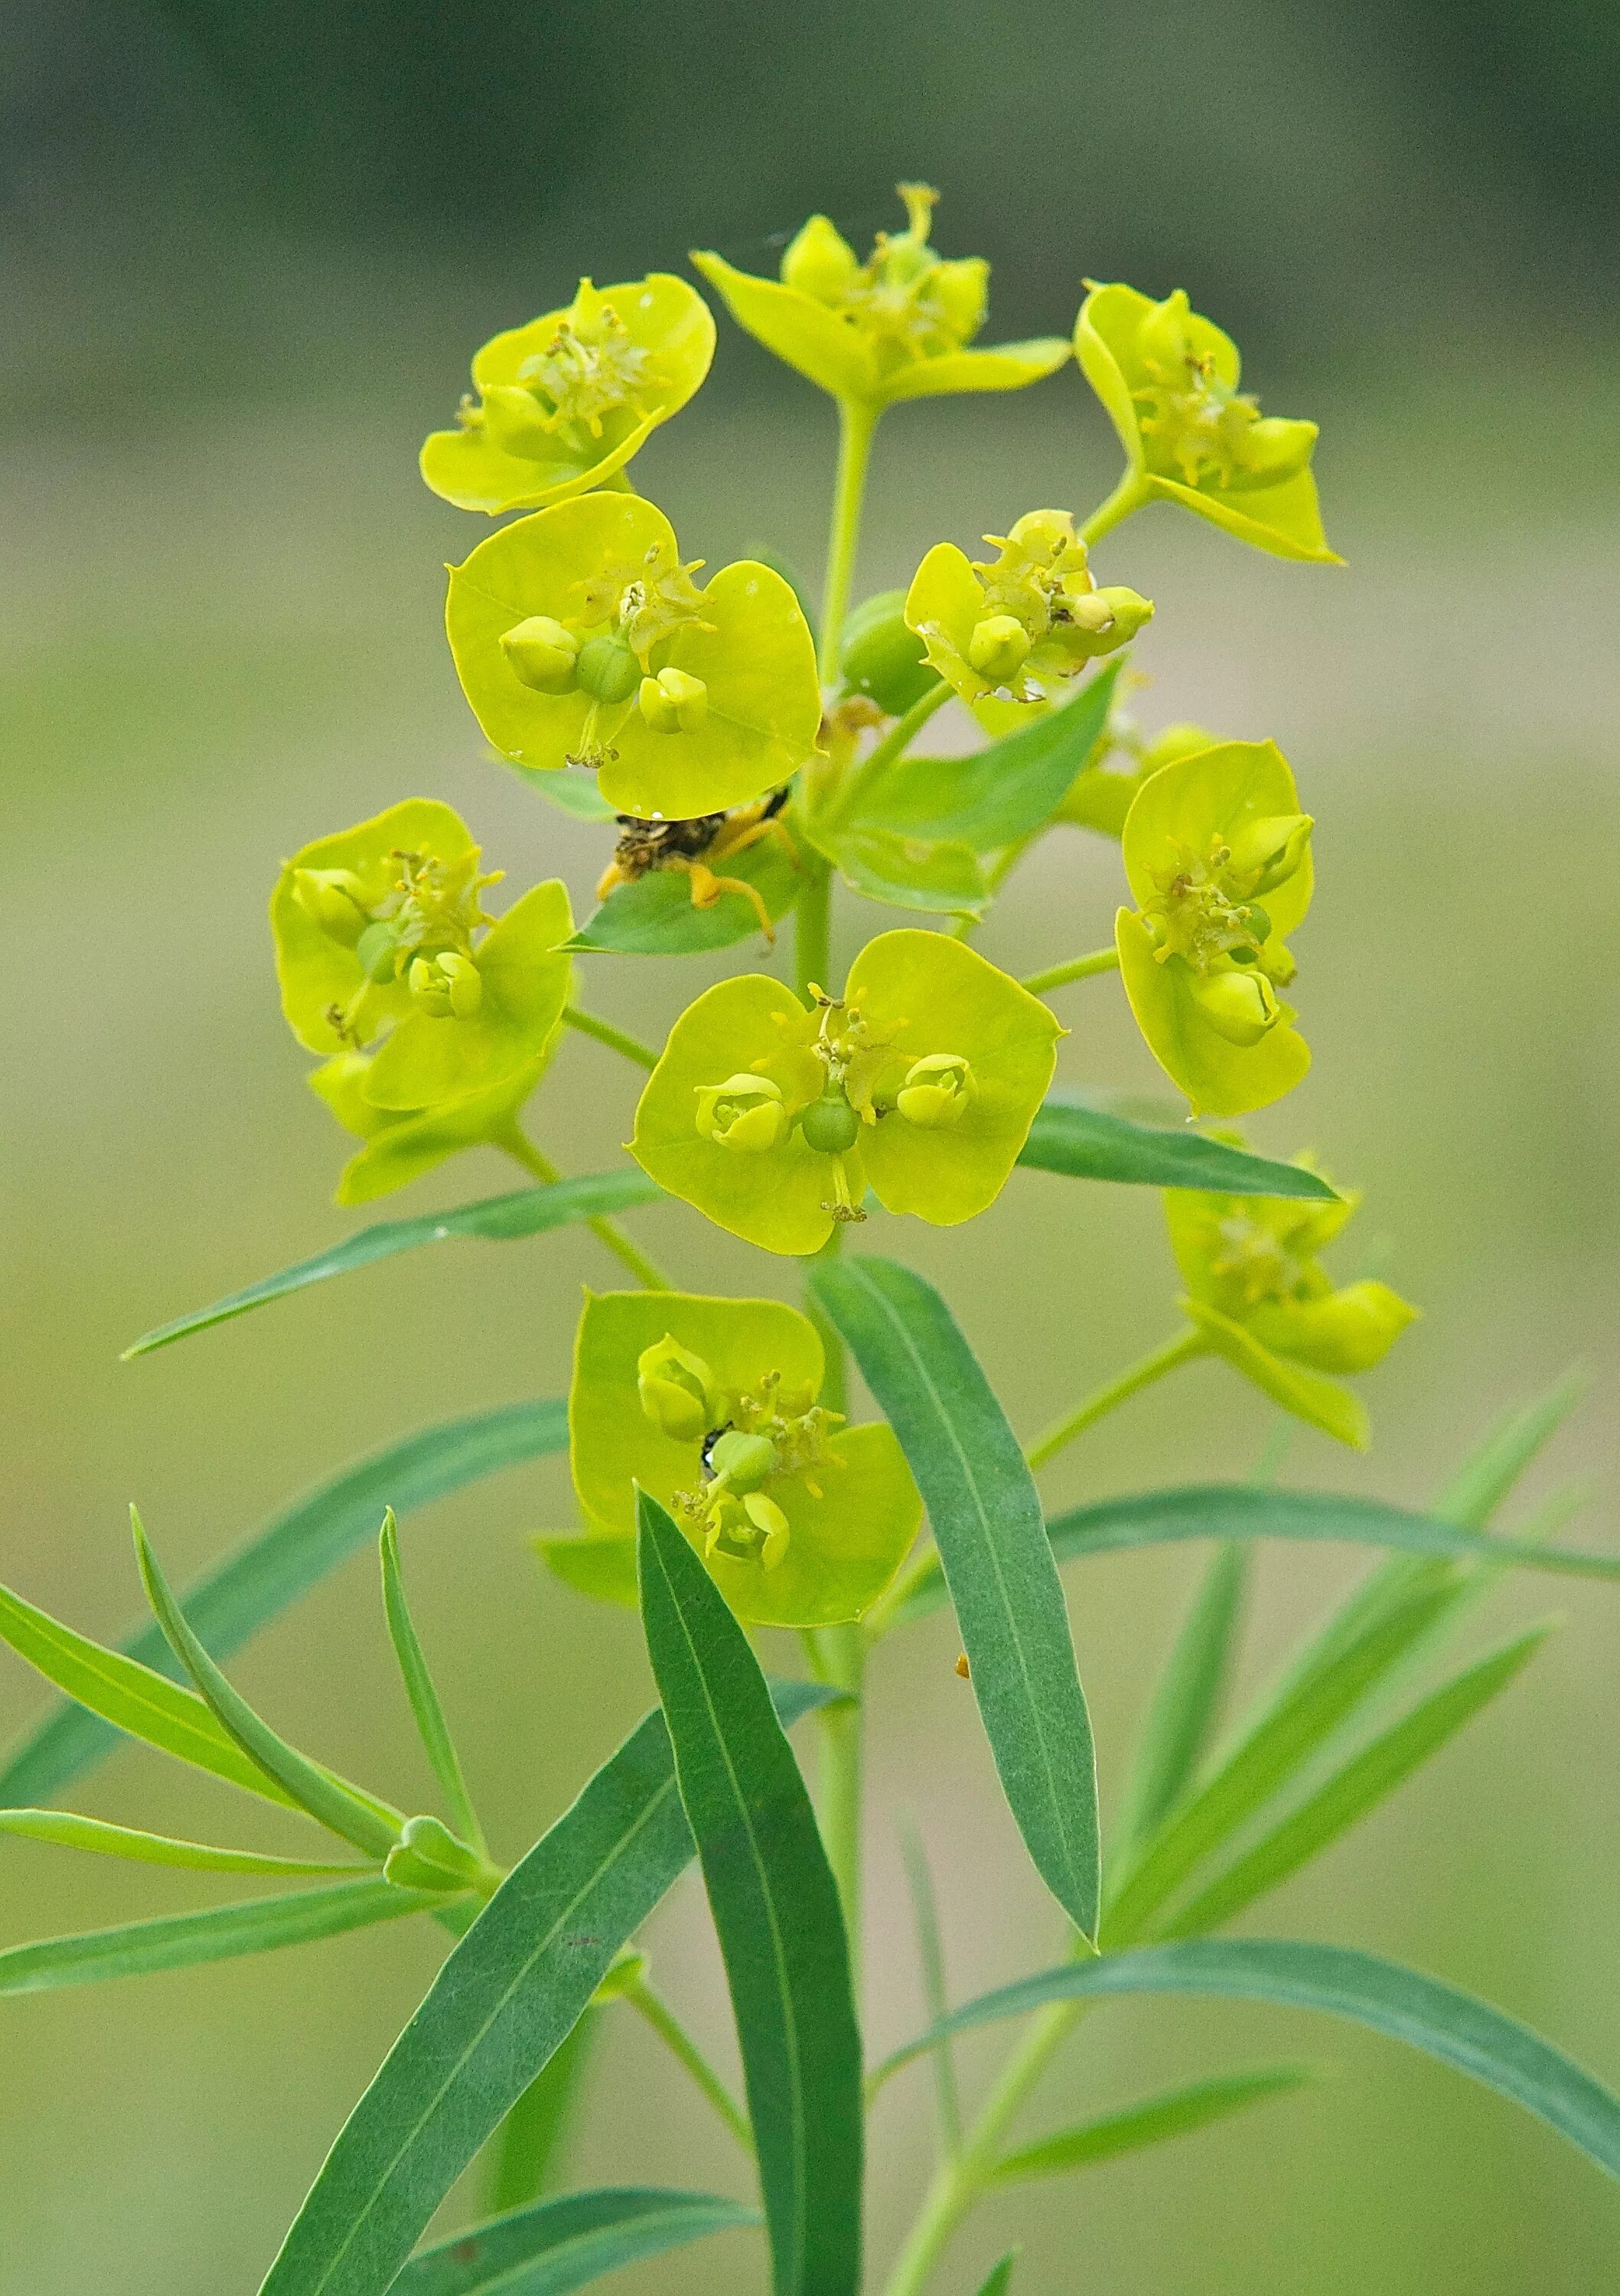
2,2,1618,2288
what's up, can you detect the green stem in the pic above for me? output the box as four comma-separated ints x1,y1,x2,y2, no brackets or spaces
561,1003,660,1071
1026,1327,1208,1471
1019,945,1121,995
497,1128,673,1291
824,677,952,832
1078,466,1152,548
794,853,833,1000
622,1971,755,2154
801,1228,865,1972
820,398,879,683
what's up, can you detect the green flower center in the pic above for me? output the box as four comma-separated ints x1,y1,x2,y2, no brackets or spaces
1136,347,1267,490
658,1362,846,1572
1140,837,1283,977
294,844,501,1045
1209,1213,1312,1308
515,306,653,439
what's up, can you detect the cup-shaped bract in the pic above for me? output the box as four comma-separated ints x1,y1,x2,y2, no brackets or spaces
446,493,821,820
693,184,1069,412
568,1290,921,1627
310,1039,559,1205
630,931,1062,1255
420,276,715,514
1116,741,1315,1117
1076,282,1338,565
1165,1158,1419,1446
905,509,1152,711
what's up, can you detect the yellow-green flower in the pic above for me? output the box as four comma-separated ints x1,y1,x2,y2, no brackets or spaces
561,1290,922,1627
420,275,715,515
631,931,1062,1255
1076,282,1339,564
1116,741,1314,1117
272,800,572,1153
1165,1157,1419,1446
905,510,1153,709
693,184,1069,412
446,492,821,819
310,1042,558,1205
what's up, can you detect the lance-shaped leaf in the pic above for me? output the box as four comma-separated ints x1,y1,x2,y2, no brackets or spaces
810,1254,1100,1937
0,1878,435,1998
637,1492,862,2296
1162,1628,1550,1939
0,1580,302,1810
989,2063,1315,2184
820,826,988,919
844,660,1123,851
380,1512,484,1854
869,1939,1620,2186
0,1808,363,1874
0,1399,567,1810
391,2186,760,2296
133,1514,403,1860
1103,1581,1455,1945
255,1680,836,2296
565,837,801,957
1016,1097,1338,1199
973,2256,1019,2296
124,1178,663,1355
1110,1544,1247,1869
485,2007,603,2214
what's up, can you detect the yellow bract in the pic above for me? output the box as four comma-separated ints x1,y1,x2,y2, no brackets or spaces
446,492,822,820
630,931,1063,1255
693,184,1069,412
421,275,715,514
1076,282,1339,564
1116,741,1314,1117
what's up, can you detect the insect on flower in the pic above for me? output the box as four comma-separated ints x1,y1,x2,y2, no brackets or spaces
595,788,798,943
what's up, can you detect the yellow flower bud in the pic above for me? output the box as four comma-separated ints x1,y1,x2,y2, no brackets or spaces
709,1429,779,1493
636,1334,722,1441
291,868,369,947
694,1073,790,1153
781,213,862,302
1186,967,1280,1046
637,664,709,735
1091,587,1155,643
1224,812,1314,895
407,949,483,1019
895,1052,976,1130
966,613,1032,683
742,1490,791,1570
500,615,580,696
574,634,642,704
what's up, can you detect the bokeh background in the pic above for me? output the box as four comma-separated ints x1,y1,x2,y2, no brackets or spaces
3,3,1618,2288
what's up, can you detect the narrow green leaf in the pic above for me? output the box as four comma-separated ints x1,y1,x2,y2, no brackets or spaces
811,1254,1100,1937
256,1679,836,2296
133,1512,403,1860
870,1939,1620,2185
0,1808,363,1874
1103,1582,1455,1945
637,1492,862,2296
971,2253,1019,2296
380,1512,484,1853
1043,1485,1620,1583
124,1176,662,1356
989,2063,1315,2184
0,1877,433,1998
1163,1629,1550,1939
1112,1544,1248,1868
825,827,988,918
392,2186,760,2296
565,841,800,955
533,1532,640,1611
847,660,1123,850
0,1580,302,1811
0,1400,567,1811
485,2007,603,2215
1435,1370,1589,1528
1017,1096,1340,1199
898,1813,960,2154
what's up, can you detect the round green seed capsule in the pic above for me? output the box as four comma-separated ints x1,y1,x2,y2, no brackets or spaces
575,634,643,704
800,1091,862,1155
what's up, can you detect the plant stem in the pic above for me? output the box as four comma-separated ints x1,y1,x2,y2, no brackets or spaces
1079,466,1152,548
496,1128,673,1291
794,853,834,1000
622,1971,755,2154
820,398,879,683
1019,945,1121,995
1025,1327,1208,1471
824,677,953,831
561,1003,660,1071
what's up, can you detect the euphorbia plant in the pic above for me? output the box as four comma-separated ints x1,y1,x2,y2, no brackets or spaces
5,186,1619,2296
